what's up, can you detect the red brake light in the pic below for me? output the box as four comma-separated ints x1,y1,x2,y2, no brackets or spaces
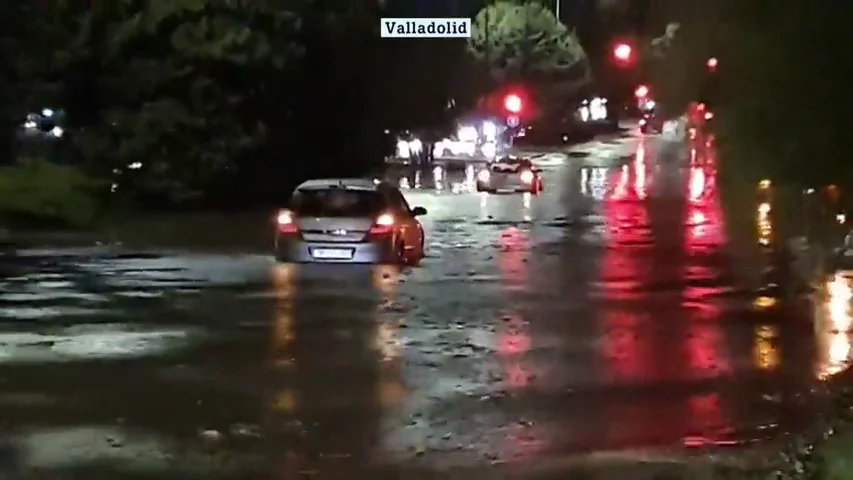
276,209,298,233
369,213,395,235
520,170,534,183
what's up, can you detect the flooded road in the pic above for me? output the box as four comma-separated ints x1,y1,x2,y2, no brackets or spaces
0,133,848,478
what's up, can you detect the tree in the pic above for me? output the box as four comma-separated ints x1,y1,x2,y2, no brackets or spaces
716,1,853,189
40,0,304,206
644,0,853,243
641,0,723,118
292,0,394,178
0,3,58,165
366,0,489,164
468,1,588,85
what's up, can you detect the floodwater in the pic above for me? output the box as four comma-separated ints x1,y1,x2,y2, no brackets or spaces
0,132,847,478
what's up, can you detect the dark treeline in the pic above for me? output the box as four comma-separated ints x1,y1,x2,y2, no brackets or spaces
0,1,479,221
643,0,853,191
0,0,607,227
640,0,853,253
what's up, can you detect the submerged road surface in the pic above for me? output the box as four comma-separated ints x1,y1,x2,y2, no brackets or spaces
0,134,848,478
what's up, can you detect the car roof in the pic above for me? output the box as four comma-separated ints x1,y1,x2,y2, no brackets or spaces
295,178,386,192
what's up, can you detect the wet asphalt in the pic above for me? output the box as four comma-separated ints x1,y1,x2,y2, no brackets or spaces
0,132,850,479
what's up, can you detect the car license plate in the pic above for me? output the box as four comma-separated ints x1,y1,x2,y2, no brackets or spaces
311,248,353,259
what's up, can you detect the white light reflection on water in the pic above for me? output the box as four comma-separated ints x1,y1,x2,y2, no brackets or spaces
373,265,406,408
634,143,646,199
268,263,299,414
269,263,296,370
433,166,443,192
0,325,194,363
15,426,245,473
818,274,852,379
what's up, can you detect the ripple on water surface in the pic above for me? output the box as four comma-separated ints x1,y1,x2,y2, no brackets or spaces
0,324,198,363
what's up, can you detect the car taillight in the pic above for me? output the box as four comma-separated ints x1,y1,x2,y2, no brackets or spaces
369,213,395,235
276,209,298,234
477,169,490,182
639,118,646,125
520,170,534,183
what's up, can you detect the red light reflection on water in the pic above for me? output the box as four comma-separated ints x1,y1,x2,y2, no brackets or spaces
610,143,648,200
498,227,529,288
598,142,732,445
684,314,732,376
497,227,532,389
685,161,731,372
634,142,647,199
682,159,731,436
600,156,651,381
611,164,630,200
688,167,705,203
688,392,723,432
497,314,532,390
496,227,541,458
496,312,538,455
499,320,532,356
686,165,725,248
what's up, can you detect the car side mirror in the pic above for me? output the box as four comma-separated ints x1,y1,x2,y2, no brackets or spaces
412,206,427,216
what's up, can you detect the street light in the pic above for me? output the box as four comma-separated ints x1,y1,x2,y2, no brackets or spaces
504,93,522,114
613,43,632,61
707,57,718,70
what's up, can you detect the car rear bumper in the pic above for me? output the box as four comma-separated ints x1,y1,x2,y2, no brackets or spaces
274,237,395,264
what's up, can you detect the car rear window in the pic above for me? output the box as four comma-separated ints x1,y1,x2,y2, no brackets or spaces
291,189,386,217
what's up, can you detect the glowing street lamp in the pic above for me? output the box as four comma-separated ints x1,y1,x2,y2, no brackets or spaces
613,43,632,62
504,93,522,114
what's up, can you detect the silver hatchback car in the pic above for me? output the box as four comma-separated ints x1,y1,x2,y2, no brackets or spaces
274,179,427,264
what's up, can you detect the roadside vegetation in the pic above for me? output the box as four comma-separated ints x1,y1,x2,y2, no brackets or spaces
0,158,99,229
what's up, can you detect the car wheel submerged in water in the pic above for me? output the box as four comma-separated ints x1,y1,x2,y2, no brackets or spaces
475,183,497,193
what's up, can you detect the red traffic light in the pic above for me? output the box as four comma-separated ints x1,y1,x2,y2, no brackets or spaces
613,43,632,61
706,57,718,70
504,94,522,113
635,85,649,97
